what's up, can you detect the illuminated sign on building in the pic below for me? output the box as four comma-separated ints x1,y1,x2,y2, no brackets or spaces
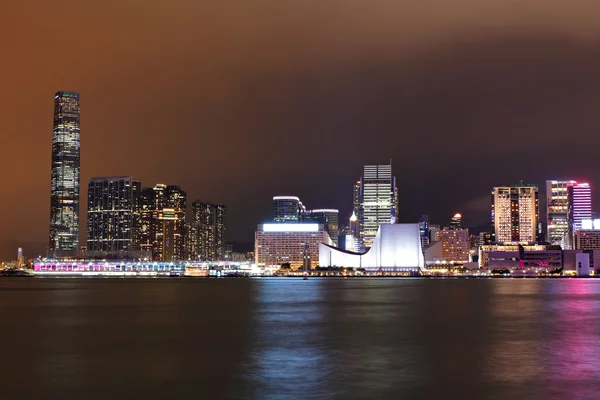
262,223,319,232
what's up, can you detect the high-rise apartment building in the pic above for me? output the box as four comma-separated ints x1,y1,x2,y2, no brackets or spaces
87,177,140,254
132,184,186,261
49,91,80,255
491,184,539,244
306,209,339,245
568,182,592,239
546,180,576,246
190,202,226,261
358,164,397,249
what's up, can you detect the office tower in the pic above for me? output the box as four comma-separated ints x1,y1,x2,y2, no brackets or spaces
48,91,80,255
491,184,539,244
192,202,226,261
255,223,332,269
568,182,592,240
87,177,139,254
546,180,576,246
358,163,397,249
449,213,462,229
419,215,429,249
306,209,339,245
273,196,306,222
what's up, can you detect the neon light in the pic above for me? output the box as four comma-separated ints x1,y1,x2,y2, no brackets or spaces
273,196,300,201
310,209,339,213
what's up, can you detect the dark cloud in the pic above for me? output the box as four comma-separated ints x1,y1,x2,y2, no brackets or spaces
2,1,600,258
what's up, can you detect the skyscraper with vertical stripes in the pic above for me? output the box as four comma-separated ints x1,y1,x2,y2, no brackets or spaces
568,182,592,247
358,163,397,249
48,91,80,255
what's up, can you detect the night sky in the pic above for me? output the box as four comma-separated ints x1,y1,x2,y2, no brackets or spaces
3,1,600,259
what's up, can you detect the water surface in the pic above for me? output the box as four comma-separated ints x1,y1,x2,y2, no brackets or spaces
1,278,599,399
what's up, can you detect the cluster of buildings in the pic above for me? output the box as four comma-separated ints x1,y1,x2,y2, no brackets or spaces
47,92,227,264
29,91,600,277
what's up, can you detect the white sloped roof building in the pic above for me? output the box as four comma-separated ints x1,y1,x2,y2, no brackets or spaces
318,223,425,272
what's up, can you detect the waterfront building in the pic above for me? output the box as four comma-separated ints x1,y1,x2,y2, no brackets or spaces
49,91,81,256
191,202,227,261
155,185,186,261
491,184,539,244
487,249,562,271
478,244,547,269
87,177,140,254
358,163,397,249
319,224,424,272
546,180,576,246
273,196,305,222
568,182,592,244
306,209,339,245
255,223,332,269
574,228,600,250
434,229,469,262
132,184,186,261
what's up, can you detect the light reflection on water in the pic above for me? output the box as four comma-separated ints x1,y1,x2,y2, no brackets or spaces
2,278,600,399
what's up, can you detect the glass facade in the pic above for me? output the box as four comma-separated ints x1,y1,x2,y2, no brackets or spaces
359,164,397,249
87,177,139,253
546,180,576,246
273,196,304,222
306,209,339,246
49,91,80,255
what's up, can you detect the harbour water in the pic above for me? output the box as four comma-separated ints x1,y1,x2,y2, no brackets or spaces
1,277,600,399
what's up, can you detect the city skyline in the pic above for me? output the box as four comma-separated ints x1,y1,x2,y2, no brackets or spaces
5,2,600,259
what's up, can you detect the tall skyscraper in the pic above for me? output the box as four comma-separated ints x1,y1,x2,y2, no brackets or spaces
273,196,305,222
306,209,339,245
192,202,226,261
546,180,576,246
568,182,592,245
133,184,187,261
491,184,539,244
358,163,397,249
87,177,139,254
155,185,187,261
48,91,80,255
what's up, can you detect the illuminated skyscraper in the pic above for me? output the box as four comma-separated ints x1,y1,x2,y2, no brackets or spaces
87,177,140,254
358,164,397,249
192,202,226,260
568,182,592,245
48,91,80,255
273,196,305,222
491,184,539,244
306,209,339,245
546,180,576,246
